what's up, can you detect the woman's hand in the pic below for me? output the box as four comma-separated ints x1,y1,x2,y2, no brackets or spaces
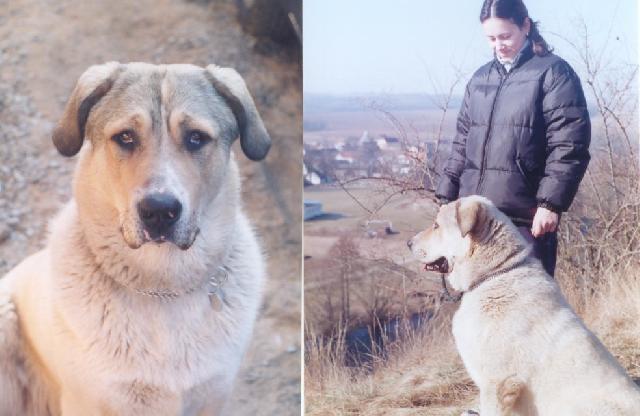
531,206,559,237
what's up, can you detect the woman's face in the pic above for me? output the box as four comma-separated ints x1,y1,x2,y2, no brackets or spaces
482,17,530,61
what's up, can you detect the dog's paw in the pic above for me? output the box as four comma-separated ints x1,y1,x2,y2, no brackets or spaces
498,375,524,411
460,411,480,416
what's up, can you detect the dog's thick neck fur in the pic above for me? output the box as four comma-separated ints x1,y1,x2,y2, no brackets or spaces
54,150,242,296
448,215,534,293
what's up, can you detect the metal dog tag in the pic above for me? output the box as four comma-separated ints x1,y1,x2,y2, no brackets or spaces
208,266,228,311
209,289,224,311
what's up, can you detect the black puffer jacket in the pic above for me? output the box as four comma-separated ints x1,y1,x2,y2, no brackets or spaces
436,44,591,222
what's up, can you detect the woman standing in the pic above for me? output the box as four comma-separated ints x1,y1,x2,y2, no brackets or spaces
436,0,591,277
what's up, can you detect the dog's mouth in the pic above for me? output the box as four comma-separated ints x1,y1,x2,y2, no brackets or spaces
140,228,200,250
143,230,172,246
121,221,200,251
424,257,449,274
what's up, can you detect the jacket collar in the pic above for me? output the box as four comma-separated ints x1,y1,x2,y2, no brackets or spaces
494,40,533,74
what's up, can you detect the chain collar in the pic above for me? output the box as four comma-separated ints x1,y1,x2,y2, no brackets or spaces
134,265,230,311
440,273,463,303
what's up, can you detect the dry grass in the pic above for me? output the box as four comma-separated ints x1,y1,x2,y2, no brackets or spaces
581,266,640,380
305,306,479,415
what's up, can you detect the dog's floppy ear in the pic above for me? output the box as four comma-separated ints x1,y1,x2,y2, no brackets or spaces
205,65,271,161
455,198,487,238
52,62,121,157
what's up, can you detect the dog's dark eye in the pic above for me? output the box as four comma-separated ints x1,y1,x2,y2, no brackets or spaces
112,131,137,151
184,131,211,152
433,222,439,230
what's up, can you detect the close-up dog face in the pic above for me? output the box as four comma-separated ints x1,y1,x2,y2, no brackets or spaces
52,62,271,251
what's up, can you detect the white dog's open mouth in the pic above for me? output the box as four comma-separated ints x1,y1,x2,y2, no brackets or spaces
424,257,449,273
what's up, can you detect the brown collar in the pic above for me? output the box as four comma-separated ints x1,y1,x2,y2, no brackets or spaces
466,257,529,293
440,256,530,303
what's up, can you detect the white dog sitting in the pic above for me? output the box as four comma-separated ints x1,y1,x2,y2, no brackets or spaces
408,195,640,415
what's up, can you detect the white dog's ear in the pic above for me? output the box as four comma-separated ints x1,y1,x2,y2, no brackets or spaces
455,198,487,238
205,65,271,161
52,62,121,157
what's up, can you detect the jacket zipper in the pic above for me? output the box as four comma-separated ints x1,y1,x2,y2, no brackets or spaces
476,70,510,194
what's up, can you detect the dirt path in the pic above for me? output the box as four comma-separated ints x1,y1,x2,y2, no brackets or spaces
0,0,301,414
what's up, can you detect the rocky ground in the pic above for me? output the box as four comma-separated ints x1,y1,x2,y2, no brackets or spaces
0,0,301,414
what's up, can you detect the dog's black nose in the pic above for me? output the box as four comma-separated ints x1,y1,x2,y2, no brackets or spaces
138,193,182,236
407,239,413,249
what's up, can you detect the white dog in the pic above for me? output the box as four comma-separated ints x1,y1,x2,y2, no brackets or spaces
408,195,640,415
0,62,270,415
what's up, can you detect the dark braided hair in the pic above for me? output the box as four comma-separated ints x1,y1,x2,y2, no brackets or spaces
480,0,552,56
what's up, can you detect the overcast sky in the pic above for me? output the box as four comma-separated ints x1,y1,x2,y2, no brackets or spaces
304,0,638,95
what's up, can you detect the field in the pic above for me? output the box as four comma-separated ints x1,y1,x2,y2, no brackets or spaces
305,186,435,256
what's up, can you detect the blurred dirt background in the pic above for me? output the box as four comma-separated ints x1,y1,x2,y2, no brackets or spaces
0,0,301,414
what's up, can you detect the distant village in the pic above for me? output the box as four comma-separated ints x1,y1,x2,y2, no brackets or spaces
304,131,445,186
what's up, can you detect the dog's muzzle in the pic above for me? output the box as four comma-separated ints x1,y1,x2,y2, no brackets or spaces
137,193,182,242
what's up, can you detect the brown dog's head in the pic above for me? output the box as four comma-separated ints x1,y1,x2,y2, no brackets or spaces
408,196,494,275
53,62,271,250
